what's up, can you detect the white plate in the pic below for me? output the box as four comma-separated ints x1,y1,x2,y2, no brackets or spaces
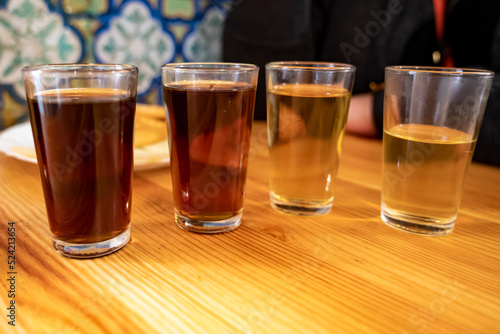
0,122,170,171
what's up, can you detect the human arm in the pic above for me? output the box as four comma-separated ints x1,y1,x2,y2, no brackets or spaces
346,93,377,137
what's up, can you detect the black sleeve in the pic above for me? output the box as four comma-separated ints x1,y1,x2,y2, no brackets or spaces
444,0,500,166
223,0,437,121
222,0,317,120
473,74,500,166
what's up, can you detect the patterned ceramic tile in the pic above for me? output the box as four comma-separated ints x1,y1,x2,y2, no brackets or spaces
0,0,230,129
94,0,176,96
168,22,189,43
161,0,195,20
0,0,84,101
62,0,108,15
182,6,224,62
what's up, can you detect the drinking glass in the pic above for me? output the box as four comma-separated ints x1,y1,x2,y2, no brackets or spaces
162,63,258,233
23,64,137,258
381,66,494,236
266,61,356,215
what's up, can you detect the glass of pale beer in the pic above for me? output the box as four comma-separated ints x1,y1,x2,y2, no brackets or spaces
266,62,356,216
381,66,494,236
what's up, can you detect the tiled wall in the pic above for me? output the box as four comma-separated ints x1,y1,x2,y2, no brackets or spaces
0,0,230,129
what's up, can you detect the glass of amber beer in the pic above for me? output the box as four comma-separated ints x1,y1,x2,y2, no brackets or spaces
162,63,258,233
23,64,137,258
266,62,356,216
381,66,494,236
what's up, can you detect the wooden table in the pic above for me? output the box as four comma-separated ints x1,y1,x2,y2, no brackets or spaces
1,121,499,334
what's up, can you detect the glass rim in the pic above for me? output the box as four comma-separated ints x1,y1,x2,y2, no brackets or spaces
266,61,356,72
162,62,259,72
386,66,494,77
22,63,138,74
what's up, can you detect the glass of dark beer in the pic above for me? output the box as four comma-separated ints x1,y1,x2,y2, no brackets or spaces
162,63,258,233
22,64,138,258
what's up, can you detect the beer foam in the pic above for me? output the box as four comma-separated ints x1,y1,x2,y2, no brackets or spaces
164,80,253,91
35,88,129,98
386,124,473,144
268,83,350,98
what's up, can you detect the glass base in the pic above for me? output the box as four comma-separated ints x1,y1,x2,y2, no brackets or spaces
52,226,131,259
270,192,332,216
381,207,454,236
175,212,242,233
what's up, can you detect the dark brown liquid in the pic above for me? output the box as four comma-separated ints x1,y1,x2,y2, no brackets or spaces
164,81,256,220
28,88,136,243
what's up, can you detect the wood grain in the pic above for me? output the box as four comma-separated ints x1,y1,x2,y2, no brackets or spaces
1,121,499,334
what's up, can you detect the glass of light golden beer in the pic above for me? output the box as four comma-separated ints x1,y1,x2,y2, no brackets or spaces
381,66,494,236
266,62,356,215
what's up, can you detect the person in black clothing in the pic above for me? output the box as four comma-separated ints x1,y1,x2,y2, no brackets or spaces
446,0,500,165
222,0,500,166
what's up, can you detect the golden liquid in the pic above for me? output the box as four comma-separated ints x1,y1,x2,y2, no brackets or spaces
382,124,476,223
267,84,351,203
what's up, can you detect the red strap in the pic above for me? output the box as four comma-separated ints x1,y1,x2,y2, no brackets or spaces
433,0,454,66
433,0,446,42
